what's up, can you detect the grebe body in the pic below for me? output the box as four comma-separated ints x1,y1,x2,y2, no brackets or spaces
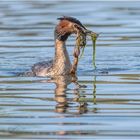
29,17,86,77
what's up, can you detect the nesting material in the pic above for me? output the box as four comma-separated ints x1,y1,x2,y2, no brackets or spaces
71,30,98,74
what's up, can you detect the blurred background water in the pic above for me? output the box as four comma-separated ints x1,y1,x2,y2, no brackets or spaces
0,0,140,139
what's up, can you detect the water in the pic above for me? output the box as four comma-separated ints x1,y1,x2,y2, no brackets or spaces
0,1,140,139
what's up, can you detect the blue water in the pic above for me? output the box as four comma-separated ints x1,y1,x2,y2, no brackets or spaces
0,1,140,139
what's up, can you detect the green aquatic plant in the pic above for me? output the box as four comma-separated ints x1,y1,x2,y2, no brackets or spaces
75,30,99,69
71,31,87,74
76,31,86,58
90,32,98,69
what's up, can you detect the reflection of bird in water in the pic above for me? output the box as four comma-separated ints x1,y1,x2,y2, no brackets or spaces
40,74,98,114
47,74,87,114
25,16,87,77
48,74,77,113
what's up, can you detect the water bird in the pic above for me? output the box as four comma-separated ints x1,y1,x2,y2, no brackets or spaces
26,16,87,77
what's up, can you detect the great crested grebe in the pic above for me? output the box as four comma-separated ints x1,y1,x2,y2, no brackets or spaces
27,16,87,77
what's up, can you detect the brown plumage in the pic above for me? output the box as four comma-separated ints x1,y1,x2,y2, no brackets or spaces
28,16,87,77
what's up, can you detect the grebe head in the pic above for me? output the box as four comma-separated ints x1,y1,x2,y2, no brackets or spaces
55,16,87,41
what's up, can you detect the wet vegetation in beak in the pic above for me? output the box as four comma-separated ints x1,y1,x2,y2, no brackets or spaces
73,28,99,71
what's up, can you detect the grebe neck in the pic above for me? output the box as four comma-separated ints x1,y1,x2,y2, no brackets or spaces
52,39,71,75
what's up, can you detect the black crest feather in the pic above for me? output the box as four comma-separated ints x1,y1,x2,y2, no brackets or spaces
57,16,86,29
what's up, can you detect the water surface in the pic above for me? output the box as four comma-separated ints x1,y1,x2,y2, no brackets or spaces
0,1,140,139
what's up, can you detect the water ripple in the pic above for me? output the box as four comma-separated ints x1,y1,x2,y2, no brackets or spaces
0,1,140,139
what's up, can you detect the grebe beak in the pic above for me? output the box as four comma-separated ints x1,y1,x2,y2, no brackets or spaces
84,29,100,38
73,23,99,38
